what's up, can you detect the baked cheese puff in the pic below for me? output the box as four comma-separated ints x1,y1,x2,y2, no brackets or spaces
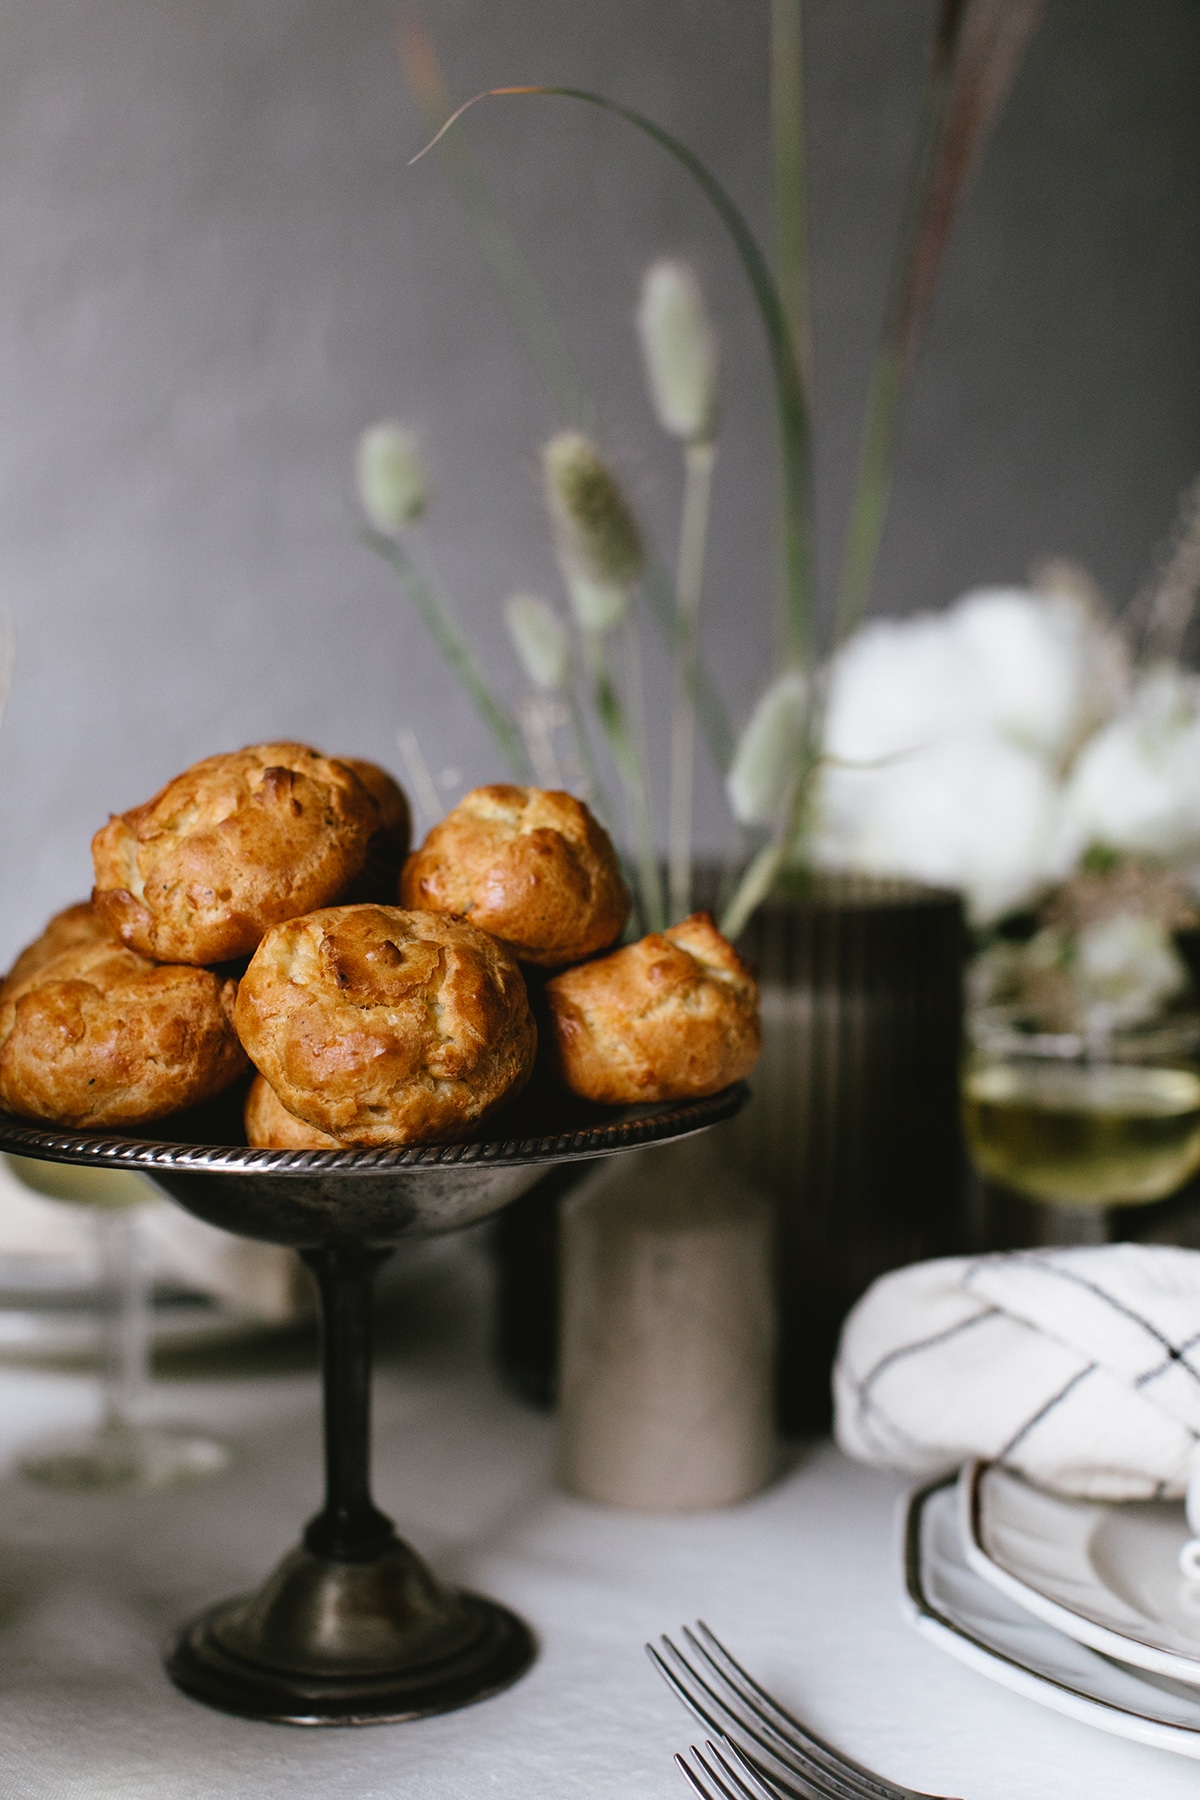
234,904,536,1147
543,912,760,1104
5,901,117,988
400,785,629,967
243,1071,342,1150
92,743,380,965
0,939,247,1129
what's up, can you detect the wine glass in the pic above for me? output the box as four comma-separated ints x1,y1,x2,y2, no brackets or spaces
3,1154,228,1490
963,1023,1200,1246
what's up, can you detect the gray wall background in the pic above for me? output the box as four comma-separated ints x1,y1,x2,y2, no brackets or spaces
0,0,1198,964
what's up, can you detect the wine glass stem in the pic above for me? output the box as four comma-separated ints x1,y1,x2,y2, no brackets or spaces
95,1208,149,1435
302,1244,395,1561
1042,1201,1110,1247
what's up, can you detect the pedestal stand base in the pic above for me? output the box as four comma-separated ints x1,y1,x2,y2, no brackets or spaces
0,1089,745,1731
165,1540,536,1725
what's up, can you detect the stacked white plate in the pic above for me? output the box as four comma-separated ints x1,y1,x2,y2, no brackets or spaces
904,1462,1200,1759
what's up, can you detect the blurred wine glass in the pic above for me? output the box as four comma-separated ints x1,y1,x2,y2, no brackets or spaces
4,1155,228,1491
964,890,1200,1244
963,1023,1200,1246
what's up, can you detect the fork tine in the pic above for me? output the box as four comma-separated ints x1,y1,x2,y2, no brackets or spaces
651,1636,867,1800
676,1749,721,1800
691,1624,958,1800
692,1626,878,1769
648,1641,737,1746
706,1739,787,1800
684,1625,883,1797
691,1624,845,1752
687,1741,759,1800
657,1625,959,1800
693,1743,742,1800
700,1735,848,1800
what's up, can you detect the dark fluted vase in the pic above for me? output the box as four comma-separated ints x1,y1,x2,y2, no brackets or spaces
728,874,966,1432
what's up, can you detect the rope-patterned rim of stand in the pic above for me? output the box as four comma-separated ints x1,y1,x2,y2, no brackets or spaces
0,1083,748,1176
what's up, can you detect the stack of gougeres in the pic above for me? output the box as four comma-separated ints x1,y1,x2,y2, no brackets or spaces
0,748,760,1149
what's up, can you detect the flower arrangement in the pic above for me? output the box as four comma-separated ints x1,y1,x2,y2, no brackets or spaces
812,482,1200,1044
356,3,1049,939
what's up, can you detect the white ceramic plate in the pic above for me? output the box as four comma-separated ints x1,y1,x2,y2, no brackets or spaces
904,1477,1200,1759
962,1460,1200,1687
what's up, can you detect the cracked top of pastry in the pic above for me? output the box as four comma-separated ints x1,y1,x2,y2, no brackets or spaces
0,937,247,1129
543,911,760,1104
234,904,536,1147
400,785,629,967
92,743,380,965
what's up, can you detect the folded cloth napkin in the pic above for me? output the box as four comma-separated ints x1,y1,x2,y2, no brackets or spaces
833,1245,1200,1501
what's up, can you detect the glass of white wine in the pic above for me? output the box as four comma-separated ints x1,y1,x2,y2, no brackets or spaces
4,1155,228,1491
963,1024,1200,1245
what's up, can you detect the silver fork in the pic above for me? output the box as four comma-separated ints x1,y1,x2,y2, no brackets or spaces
649,1621,959,1800
675,1737,785,1800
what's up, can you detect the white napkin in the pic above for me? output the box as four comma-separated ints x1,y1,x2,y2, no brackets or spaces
833,1245,1200,1500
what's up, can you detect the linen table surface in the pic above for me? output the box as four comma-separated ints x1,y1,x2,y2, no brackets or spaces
0,1241,1190,1800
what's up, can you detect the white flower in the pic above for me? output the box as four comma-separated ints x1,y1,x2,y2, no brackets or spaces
814,582,1129,917
823,586,1124,770
1074,913,1190,1032
505,594,570,691
726,670,809,828
355,423,428,531
814,732,1061,922
1056,668,1200,867
955,584,1126,760
636,259,720,444
821,611,969,765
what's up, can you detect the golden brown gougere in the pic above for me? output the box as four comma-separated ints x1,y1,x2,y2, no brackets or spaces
0,933,247,1128
401,784,629,968
543,911,761,1104
91,742,382,965
235,904,536,1148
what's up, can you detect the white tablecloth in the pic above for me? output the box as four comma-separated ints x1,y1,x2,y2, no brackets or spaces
0,1240,1193,1800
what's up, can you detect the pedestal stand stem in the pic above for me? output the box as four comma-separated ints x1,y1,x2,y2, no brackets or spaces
301,1244,395,1561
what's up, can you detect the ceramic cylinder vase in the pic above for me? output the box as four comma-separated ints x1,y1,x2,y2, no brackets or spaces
730,874,966,1432
557,1137,775,1511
